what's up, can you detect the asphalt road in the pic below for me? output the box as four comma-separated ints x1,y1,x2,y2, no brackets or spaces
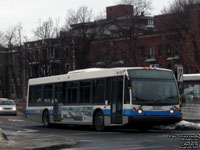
1,112,200,150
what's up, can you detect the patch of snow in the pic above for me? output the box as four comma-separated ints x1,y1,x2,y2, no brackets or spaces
156,120,200,130
176,120,200,130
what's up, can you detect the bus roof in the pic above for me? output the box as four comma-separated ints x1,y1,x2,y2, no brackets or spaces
183,74,200,81
28,67,172,85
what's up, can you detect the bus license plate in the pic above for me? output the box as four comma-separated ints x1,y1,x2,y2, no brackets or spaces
152,106,162,110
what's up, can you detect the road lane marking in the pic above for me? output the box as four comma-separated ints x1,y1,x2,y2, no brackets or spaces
8,119,25,122
17,129,38,133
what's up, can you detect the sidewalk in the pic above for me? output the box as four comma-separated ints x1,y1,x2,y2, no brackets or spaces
0,127,77,150
0,134,77,150
0,109,77,150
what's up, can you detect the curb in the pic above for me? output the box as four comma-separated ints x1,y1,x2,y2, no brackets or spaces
24,141,78,150
0,136,78,150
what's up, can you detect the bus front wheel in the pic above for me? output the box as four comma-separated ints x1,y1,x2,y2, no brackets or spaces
43,110,51,128
94,111,105,131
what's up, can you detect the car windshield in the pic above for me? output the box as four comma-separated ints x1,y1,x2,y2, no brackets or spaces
0,100,15,105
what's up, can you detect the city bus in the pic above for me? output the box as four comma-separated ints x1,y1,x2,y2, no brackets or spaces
179,74,200,121
26,67,182,131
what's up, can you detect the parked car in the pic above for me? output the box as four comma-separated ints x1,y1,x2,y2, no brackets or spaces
0,98,17,115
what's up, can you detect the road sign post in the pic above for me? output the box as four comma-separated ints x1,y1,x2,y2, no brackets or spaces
177,66,183,82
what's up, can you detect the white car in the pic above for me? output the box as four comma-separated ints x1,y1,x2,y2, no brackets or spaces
0,98,17,115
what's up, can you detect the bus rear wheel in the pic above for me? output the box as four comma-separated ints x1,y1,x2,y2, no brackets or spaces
43,110,51,128
94,111,105,131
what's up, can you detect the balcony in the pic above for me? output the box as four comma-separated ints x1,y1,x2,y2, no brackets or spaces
144,58,157,63
166,55,180,61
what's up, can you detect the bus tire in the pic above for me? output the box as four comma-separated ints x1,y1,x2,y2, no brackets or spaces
94,111,105,131
43,110,51,128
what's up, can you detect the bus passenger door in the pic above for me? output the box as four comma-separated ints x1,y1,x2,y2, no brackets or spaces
110,77,123,124
53,83,63,121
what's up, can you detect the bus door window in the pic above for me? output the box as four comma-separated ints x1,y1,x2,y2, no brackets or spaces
55,83,63,104
112,77,123,113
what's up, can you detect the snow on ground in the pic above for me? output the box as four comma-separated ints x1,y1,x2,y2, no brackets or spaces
176,120,200,130
156,120,200,130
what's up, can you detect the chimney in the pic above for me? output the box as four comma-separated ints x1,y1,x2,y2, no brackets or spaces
106,4,133,20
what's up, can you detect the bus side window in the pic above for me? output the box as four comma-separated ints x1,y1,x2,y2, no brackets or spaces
43,84,53,105
80,80,91,104
55,83,63,104
29,85,42,106
92,79,105,104
66,82,78,104
124,77,130,104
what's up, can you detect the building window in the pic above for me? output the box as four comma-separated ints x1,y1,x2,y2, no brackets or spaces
174,45,179,56
150,47,155,59
66,47,70,58
34,50,39,60
139,46,145,59
51,64,60,75
167,64,172,69
11,84,15,94
28,67,32,78
65,64,70,73
50,48,55,58
158,45,162,57
148,19,154,25
42,49,47,59
167,45,171,57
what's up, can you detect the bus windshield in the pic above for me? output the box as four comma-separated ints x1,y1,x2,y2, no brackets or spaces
128,69,179,105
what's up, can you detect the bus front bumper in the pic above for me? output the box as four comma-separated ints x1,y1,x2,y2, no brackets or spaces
128,115,182,126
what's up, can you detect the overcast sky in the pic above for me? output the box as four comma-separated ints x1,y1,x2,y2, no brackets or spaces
0,0,170,38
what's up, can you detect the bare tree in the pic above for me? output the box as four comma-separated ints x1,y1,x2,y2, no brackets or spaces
107,0,153,67
33,17,60,40
159,0,200,73
118,0,152,15
30,18,62,77
63,6,98,69
4,24,26,98
63,6,93,31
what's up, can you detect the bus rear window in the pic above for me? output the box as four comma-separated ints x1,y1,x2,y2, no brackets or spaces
128,69,174,79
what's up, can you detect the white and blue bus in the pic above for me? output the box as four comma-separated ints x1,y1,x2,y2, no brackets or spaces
26,67,182,131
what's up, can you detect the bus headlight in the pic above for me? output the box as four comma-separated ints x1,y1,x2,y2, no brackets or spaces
0,107,2,111
170,108,174,114
138,108,143,114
